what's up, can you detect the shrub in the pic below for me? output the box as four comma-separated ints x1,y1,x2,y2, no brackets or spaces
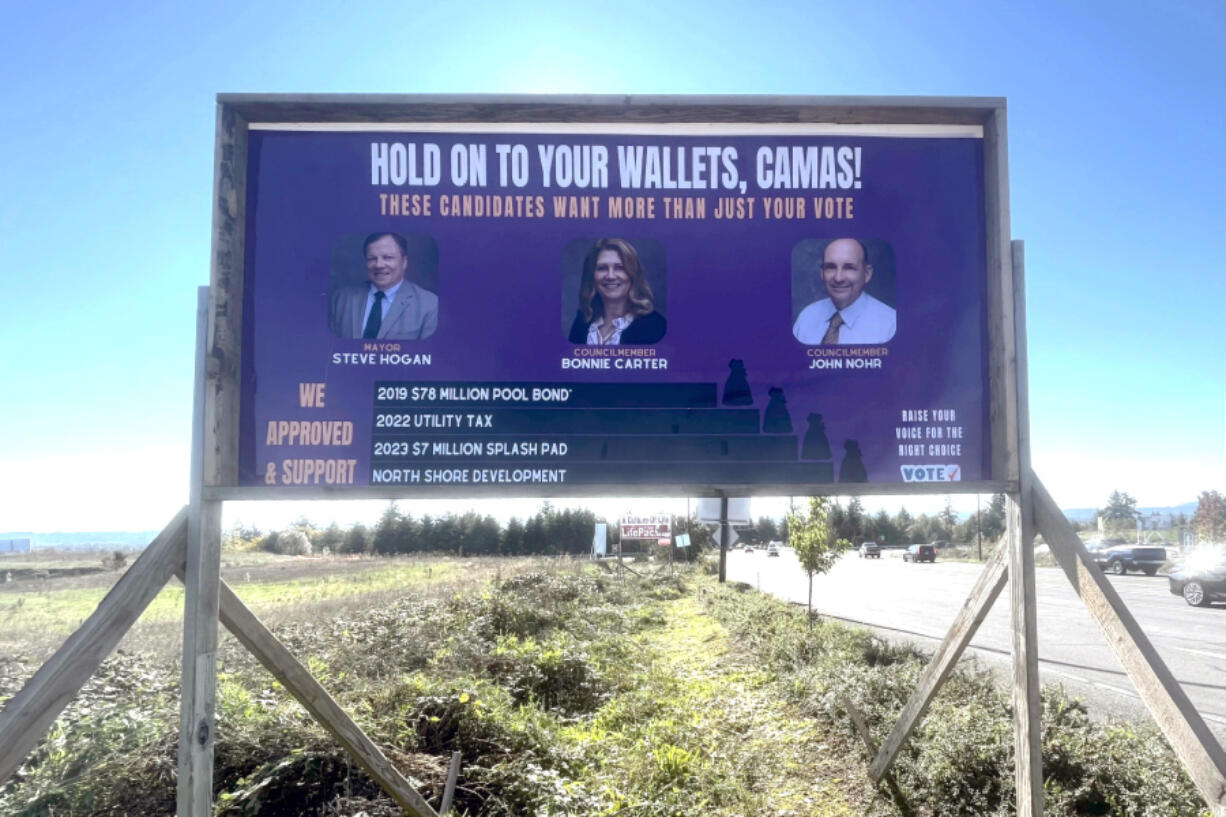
487,634,604,713
697,577,1208,817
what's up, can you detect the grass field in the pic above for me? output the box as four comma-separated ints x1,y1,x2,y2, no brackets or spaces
0,552,503,664
0,551,1211,817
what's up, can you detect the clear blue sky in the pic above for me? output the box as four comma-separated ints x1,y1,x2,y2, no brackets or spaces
1,0,1222,532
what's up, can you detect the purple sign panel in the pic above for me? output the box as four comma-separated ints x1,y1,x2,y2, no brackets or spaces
240,126,989,492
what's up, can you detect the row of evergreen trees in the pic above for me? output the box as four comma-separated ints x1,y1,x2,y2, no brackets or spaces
242,496,1011,557
735,495,1009,548
248,503,717,557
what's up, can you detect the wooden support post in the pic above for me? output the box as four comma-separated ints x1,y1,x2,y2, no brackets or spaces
843,695,880,759
843,697,914,817
440,751,462,815
212,578,441,817
179,287,224,817
1008,493,1042,817
870,539,1009,781
1009,240,1044,817
0,509,188,785
1033,478,1226,816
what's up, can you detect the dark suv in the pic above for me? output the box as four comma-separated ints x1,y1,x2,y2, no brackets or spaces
903,544,935,563
1089,543,1167,576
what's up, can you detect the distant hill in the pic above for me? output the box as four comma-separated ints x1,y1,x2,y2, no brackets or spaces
0,531,158,551
1061,502,1197,524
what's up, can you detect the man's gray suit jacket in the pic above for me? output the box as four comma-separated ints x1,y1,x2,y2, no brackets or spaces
330,283,438,340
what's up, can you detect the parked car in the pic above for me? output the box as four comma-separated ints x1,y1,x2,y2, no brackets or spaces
903,544,935,563
767,544,780,557
1091,544,1167,576
858,541,882,559
1167,549,1226,607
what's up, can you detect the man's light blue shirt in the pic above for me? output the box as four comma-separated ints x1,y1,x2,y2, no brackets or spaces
792,292,896,344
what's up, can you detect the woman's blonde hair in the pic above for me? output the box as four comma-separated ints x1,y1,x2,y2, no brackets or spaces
578,238,655,322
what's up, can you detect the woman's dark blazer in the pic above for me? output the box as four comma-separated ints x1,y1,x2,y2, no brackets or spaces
567,310,667,345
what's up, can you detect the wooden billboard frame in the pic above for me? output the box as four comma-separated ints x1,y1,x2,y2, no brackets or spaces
0,95,1221,817
201,93,1019,501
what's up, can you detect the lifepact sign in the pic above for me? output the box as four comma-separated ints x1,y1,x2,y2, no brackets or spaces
204,95,1018,499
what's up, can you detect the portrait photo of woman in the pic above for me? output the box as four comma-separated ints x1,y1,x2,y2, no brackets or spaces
566,238,667,345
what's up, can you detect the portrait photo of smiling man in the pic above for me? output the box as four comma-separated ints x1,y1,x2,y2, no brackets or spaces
791,238,896,345
564,237,667,345
329,232,439,340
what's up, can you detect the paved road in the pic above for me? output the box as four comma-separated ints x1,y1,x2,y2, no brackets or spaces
726,546,1226,745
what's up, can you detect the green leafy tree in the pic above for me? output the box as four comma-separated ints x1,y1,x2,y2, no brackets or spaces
397,514,423,553
826,501,854,544
1100,491,1138,522
340,523,370,554
939,497,958,535
786,497,853,623
257,530,281,554
1192,490,1226,544
316,522,345,554
981,494,1007,545
954,513,979,545
272,529,312,556
755,515,780,543
859,513,878,544
671,514,712,561
418,515,438,552
504,517,525,555
372,503,404,554
872,509,897,546
894,507,914,541
909,514,938,543
846,497,866,542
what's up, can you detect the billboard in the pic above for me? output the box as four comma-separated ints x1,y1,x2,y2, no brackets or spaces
620,515,672,540
207,96,1015,498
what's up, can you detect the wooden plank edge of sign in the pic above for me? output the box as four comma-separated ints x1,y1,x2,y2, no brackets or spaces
206,103,246,488
216,93,1005,126
0,507,188,785
1032,477,1226,815
869,538,1009,782
200,481,1019,502
984,107,1018,488
1009,241,1044,817
210,578,440,817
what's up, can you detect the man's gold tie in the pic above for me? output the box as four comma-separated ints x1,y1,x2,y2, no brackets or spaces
821,312,844,345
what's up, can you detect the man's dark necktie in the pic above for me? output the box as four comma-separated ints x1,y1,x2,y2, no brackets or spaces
363,291,385,339
821,312,844,345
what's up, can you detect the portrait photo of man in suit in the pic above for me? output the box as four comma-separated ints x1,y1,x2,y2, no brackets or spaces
791,237,896,345
329,232,438,340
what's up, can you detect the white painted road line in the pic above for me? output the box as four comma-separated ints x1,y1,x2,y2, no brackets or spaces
1169,646,1226,661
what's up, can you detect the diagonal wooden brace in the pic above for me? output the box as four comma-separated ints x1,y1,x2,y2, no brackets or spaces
0,507,189,785
208,577,441,817
869,538,1010,782
1033,477,1226,817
